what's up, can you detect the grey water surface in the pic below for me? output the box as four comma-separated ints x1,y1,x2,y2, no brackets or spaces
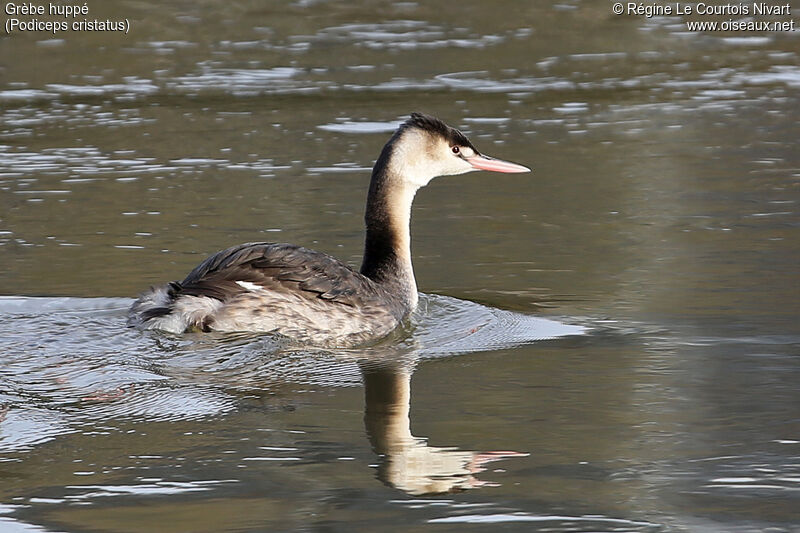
1,1,799,531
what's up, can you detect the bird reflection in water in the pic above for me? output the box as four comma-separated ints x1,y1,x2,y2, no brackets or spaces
359,359,527,495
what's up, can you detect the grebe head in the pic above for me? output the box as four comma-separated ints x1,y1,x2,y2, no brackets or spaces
387,112,530,189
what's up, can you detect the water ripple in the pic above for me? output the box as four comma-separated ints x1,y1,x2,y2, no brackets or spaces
428,512,660,528
292,20,507,50
0,145,288,184
0,294,584,444
64,479,237,502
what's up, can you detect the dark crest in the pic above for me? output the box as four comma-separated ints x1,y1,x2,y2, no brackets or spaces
400,112,478,152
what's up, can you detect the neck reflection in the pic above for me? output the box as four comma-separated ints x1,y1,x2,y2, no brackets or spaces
360,359,526,496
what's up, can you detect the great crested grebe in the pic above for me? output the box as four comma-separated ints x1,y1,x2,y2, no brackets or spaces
127,113,530,345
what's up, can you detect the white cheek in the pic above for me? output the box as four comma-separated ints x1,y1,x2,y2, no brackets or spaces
425,159,470,181
447,157,477,176
393,158,434,187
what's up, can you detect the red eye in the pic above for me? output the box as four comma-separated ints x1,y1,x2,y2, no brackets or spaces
451,146,460,154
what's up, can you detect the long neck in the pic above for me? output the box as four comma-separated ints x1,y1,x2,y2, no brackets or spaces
360,144,419,312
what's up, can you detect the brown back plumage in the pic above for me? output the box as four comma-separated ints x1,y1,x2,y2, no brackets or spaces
175,242,377,307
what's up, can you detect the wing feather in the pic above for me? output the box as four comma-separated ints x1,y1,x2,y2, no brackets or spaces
173,242,375,307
